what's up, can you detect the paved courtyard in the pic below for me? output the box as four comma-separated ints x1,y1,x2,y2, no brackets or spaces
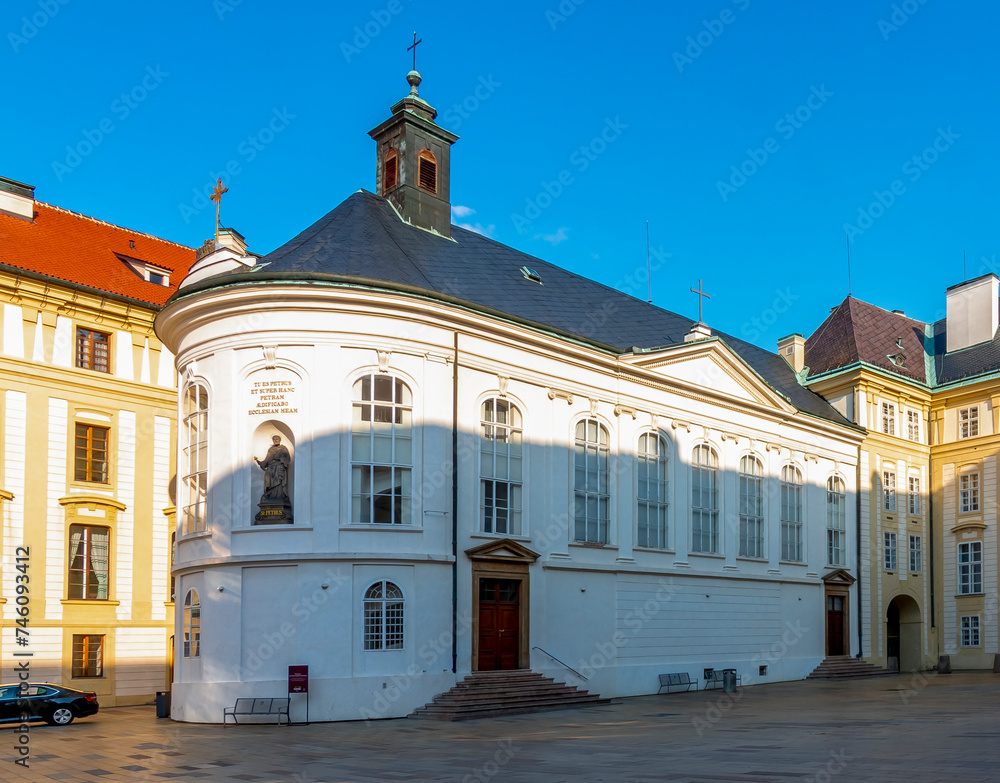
1,671,996,782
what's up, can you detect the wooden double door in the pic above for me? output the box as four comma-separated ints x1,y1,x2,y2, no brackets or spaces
477,578,520,671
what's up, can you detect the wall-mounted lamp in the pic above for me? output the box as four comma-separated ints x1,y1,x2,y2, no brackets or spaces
321,583,330,590
217,586,224,592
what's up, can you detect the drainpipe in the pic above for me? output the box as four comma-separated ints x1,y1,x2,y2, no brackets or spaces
452,331,459,674
928,431,935,632
856,443,864,658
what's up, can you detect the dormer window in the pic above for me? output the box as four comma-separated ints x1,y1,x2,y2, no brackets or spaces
384,148,398,191
418,150,437,193
116,253,170,287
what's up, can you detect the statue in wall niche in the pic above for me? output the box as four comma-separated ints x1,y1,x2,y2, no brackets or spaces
254,435,293,524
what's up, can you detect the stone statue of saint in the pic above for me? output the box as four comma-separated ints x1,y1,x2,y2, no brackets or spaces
255,435,291,503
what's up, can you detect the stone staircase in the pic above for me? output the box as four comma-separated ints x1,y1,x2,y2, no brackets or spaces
807,655,896,680
410,669,610,721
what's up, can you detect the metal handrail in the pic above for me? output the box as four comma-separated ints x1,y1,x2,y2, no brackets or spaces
531,646,588,681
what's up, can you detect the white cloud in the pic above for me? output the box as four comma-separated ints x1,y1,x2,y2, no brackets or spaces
458,221,496,237
451,205,475,219
535,227,569,246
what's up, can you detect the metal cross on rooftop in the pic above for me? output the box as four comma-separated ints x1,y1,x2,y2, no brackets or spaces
407,31,422,71
210,178,228,242
690,278,711,322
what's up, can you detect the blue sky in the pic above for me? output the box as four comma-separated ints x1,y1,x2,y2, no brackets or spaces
4,0,997,349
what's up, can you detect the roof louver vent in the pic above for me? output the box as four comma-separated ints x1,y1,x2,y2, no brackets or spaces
520,266,542,284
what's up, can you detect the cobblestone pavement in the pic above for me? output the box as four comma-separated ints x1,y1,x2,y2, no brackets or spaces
1,671,995,782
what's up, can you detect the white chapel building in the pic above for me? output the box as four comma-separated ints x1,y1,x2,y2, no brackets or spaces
157,70,866,722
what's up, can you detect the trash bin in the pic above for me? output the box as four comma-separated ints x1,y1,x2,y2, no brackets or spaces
155,691,171,718
722,669,738,694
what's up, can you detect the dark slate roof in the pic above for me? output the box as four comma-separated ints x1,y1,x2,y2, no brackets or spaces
805,297,928,384
186,189,854,427
933,315,1000,385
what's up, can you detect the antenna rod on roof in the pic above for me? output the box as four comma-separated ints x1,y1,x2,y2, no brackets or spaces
646,220,652,303
844,227,851,297
964,249,967,281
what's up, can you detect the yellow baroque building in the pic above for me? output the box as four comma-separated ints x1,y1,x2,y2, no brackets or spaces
0,176,195,706
796,274,1000,672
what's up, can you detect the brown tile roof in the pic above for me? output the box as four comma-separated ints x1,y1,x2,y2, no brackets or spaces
805,297,928,383
0,202,196,307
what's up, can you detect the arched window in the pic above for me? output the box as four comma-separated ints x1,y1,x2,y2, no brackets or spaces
827,476,846,565
780,465,803,561
363,580,404,650
418,149,437,193
574,419,609,543
739,456,764,558
351,374,412,524
481,398,522,535
183,589,200,658
383,148,398,191
182,384,208,535
691,445,719,553
637,432,668,549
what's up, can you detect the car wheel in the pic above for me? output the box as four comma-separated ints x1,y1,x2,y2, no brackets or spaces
47,707,75,726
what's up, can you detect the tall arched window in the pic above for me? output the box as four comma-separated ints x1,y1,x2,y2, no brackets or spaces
780,465,804,561
481,398,522,535
418,149,437,193
637,432,668,548
182,384,208,535
363,580,404,650
574,419,610,543
351,374,412,524
827,475,846,565
739,456,764,558
691,445,719,553
183,589,200,658
384,148,398,191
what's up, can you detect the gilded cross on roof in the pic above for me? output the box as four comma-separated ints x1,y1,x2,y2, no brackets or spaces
690,278,711,323
210,178,228,242
407,31,422,71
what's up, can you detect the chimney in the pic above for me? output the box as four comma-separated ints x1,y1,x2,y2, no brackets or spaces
0,176,35,220
778,333,806,373
946,274,999,352
217,227,248,255
368,70,459,237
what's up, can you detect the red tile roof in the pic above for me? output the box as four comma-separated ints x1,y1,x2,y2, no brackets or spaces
805,297,928,383
0,202,195,307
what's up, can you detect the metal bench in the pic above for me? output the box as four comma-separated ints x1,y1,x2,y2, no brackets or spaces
223,697,290,726
703,669,741,690
657,672,698,693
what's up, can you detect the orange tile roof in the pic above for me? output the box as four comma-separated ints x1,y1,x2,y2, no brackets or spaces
0,201,196,307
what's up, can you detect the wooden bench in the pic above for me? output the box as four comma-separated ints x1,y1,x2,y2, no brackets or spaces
658,672,698,693
703,669,741,690
223,697,290,726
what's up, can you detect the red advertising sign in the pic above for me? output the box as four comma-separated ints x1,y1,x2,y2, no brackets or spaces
288,665,308,693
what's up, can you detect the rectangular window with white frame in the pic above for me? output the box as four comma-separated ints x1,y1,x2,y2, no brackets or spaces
881,401,896,436
906,409,920,442
883,531,897,570
908,476,920,516
959,406,979,439
959,471,980,513
909,534,921,572
882,469,896,512
961,615,980,647
958,541,983,594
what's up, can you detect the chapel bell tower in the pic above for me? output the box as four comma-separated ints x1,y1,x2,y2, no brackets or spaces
368,68,459,237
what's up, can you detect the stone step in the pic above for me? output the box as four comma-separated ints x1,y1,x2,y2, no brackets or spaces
807,656,895,680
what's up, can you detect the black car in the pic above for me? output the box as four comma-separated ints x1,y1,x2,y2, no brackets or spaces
0,683,99,726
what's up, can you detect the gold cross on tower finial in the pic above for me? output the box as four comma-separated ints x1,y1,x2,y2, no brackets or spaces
210,178,229,243
407,31,422,71
690,278,711,323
